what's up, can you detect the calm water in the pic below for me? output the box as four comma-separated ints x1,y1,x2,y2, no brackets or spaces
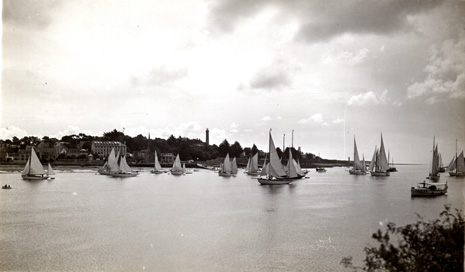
0,165,463,271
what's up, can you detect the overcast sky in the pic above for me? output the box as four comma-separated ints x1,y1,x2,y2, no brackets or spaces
2,0,464,163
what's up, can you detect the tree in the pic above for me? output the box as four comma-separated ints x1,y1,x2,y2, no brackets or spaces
230,141,243,158
218,139,230,157
251,144,258,156
341,205,464,272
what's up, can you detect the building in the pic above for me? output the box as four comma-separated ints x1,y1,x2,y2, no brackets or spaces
160,153,175,164
91,141,127,158
206,128,209,146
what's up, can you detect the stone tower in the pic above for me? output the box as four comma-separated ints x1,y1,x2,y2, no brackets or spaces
206,128,209,146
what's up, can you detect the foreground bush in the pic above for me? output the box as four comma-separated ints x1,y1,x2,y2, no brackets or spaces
341,205,464,272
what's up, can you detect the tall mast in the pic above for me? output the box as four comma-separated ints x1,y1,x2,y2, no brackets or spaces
292,130,294,148
456,139,458,173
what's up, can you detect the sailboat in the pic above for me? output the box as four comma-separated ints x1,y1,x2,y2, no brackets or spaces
245,153,260,176
98,148,116,175
111,153,138,177
448,140,465,177
219,153,233,177
387,150,397,172
46,163,56,179
438,153,446,172
231,157,238,175
21,147,48,180
370,134,390,177
257,131,294,185
170,154,184,175
151,150,164,174
349,136,366,175
427,137,440,181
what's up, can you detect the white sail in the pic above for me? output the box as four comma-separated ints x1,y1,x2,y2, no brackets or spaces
294,159,304,176
231,157,238,174
457,151,465,172
221,153,232,174
245,157,251,173
172,154,183,171
430,139,439,176
22,147,46,175
109,149,121,173
353,137,361,170
119,155,133,173
447,156,456,171
369,147,377,172
260,155,268,176
286,149,299,178
268,132,286,178
377,135,389,172
47,163,55,176
154,151,163,171
250,153,259,173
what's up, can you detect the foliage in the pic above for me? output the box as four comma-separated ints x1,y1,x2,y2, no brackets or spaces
229,141,243,158
341,205,464,272
218,139,230,157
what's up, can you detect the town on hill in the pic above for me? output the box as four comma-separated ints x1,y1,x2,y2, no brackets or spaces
0,129,350,168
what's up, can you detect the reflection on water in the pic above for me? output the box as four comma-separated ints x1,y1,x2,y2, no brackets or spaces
0,165,463,271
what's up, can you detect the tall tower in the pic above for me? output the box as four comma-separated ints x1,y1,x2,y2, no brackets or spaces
206,128,210,146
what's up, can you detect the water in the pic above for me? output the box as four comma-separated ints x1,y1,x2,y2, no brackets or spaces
0,165,463,271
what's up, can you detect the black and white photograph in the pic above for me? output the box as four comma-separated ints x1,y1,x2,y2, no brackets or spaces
1,0,464,271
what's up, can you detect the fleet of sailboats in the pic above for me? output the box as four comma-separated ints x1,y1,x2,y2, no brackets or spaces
245,153,260,176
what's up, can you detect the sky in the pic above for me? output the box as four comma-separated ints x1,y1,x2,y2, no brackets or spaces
1,0,465,163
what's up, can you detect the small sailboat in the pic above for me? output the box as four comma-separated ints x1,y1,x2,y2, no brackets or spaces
258,130,294,185
245,153,260,176
219,153,233,177
231,157,238,175
370,134,390,177
111,154,138,177
427,137,440,181
438,153,446,172
387,150,397,172
98,148,116,175
448,140,465,177
21,147,48,180
170,154,184,175
349,136,367,175
151,150,164,174
46,163,56,179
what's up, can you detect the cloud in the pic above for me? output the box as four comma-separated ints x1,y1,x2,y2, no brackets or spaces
347,90,389,106
407,38,465,103
132,65,188,87
322,48,369,67
332,118,344,124
207,0,441,42
248,59,298,91
0,126,28,140
2,0,62,29
298,113,329,126
262,116,272,121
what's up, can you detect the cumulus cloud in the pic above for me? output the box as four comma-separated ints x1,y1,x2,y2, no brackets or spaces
407,38,465,103
207,0,441,42
0,126,28,140
298,113,329,126
132,65,188,87
262,116,272,121
333,118,344,124
247,59,298,91
347,90,389,106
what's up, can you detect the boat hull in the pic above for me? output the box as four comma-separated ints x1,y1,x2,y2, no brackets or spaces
111,172,138,177
219,172,234,177
257,178,294,185
349,169,366,175
411,188,447,197
22,175,47,180
150,170,164,174
449,171,465,177
370,171,390,177
170,170,184,175
428,174,440,181
246,172,260,176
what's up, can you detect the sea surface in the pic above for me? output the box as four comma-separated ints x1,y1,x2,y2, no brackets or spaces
0,165,463,272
